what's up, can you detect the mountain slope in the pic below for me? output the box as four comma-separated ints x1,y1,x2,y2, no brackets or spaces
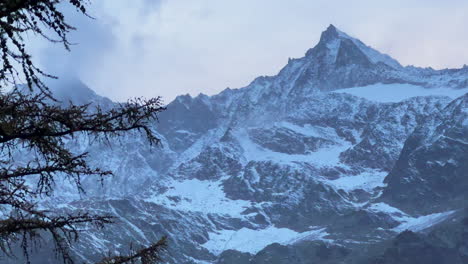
381,94,468,214
4,25,468,264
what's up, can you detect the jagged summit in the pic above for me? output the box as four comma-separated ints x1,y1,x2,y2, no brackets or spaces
319,24,365,44
266,25,409,91
318,24,358,45
318,24,340,43
307,24,402,70
213,24,468,101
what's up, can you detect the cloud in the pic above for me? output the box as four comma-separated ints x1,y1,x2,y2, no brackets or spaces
38,3,116,78
32,0,468,103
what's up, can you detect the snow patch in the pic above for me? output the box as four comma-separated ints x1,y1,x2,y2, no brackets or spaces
333,83,468,102
202,226,329,255
323,170,387,192
175,130,196,135
235,128,351,167
392,210,456,232
368,203,456,232
325,38,341,64
276,122,332,138
144,179,251,217
369,203,407,215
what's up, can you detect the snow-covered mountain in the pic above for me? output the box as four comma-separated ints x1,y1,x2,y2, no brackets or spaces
9,25,468,264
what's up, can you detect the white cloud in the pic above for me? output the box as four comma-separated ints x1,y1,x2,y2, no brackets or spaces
33,0,468,102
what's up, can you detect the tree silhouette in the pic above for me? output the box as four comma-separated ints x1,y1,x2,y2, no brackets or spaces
0,1,167,263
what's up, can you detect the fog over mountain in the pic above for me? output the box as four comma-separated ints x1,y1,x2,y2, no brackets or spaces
33,0,468,102
14,25,468,264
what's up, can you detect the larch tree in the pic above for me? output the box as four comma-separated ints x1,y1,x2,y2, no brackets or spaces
0,1,167,263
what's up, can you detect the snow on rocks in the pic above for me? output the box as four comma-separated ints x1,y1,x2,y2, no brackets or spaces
333,83,468,102
323,170,387,193
368,203,456,232
144,178,251,217
392,210,456,232
202,226,329,255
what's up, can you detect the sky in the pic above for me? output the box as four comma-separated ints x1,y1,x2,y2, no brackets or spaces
32,0,468,103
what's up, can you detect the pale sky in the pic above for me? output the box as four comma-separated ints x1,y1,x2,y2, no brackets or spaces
33,0,468,103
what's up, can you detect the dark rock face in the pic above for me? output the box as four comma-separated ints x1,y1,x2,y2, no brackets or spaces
375,231,459,264
158,94,221,152
177,145,243,180
220,241,351,264
381,94,468,214
217,250,252,264
370,212,468,264
249,127,335,155
335,39,372,68
340,96,451,171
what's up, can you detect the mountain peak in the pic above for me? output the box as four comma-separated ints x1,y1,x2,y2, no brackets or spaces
319,24,353,42
318,24,340,44
308,25,402,69
45,77,114,107
327,24,337,31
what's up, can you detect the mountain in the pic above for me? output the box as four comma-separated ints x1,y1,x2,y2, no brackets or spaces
380,94,468,214
5,25,468,264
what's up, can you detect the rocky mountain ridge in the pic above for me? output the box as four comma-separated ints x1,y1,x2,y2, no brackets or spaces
5,25,468,264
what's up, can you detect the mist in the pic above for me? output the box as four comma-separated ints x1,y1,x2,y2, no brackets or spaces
33,0,468,102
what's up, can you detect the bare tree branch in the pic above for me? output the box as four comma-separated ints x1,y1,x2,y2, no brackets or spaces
0,1,169,263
